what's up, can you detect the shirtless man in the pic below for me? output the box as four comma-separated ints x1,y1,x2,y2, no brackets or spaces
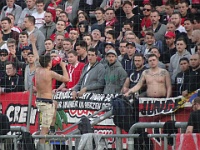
124,54,172,98
30,35,69,147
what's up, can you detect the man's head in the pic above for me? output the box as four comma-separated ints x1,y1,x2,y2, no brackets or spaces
69,28,79,41
184,19,194,32
50,50,58,60
197,43,200,56
142,3,152,17
5,62,17,76
87,48,98,65
149,46,160,58
106,49,117,64
144,32,155,46
123,21,133,32
179,57,189,72
63,38,73,52
150,10,160,25
104,26,113,37
26,0,36,9
95,7,105,21
171,12,181,28
126,33,136,43
19,31,29,44
178,0,189,17
67,50,78,64
192,97,200,111
59,11,69,22
56,20,66,32
6,0,15,8
189,54,200,69
1,17,12,32
194,14,200,30
104,42,115,53
55,34,64,49
126,42,136,57
0,49,9,62
147,53,159,69
165,31,176,47
191,30,200,43
39,54,52,68
105,8,115,21
36,0,44,13
22,46,32,60
24,16,35,29
119,40,127,56
83,34,93,47
166,22,176,32
176,38,187,53
44,11,53,24
7,13,15,26
123,1,133,15
106,30,116,43
7,38,16,54
27,52,35,64
44,39,54,52
75,40,87,57
91,29,101,41
134,53,144,69
165,1,175,16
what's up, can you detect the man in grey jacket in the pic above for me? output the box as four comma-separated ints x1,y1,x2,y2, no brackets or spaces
24,15,45,55
104,49,127,94
71,48,105,99
39,11,56,39
0,0,22,25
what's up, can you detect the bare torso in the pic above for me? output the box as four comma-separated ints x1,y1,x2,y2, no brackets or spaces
144,68,167,98
35,67,53,99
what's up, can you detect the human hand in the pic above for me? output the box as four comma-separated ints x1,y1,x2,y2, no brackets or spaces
182,90,188,97
71,91,77,100
78,87,87,97
29,34,37,44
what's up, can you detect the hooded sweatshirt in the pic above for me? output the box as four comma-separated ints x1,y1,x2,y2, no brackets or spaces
169,50,191,83
103,60,127,94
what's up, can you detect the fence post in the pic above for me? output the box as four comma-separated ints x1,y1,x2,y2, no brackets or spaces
27,84,33,132
116,127,122,150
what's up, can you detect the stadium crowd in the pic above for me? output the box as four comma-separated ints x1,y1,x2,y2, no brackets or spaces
0,0,200,98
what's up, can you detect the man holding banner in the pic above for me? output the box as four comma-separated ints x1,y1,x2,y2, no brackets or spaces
124,53,172,98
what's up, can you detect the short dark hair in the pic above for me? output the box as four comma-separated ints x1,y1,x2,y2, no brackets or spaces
123,21,133,28
19,31,29,38
59,11,68,17
83,33,93,41
149,46,159,53
75,40,87,49
151,10,160,16
123,1,132,7
45,38,53,43
7,13,15,19
147,53,158,60
172,12,181,18
176,37,187,45
1,17,11,24
165,1,175,8
184,18,194,24
88,48,98,56
68,50,78,56
178,0,190,6
25,15,35,25
145,32,154,37
39,54,51,68
105,8,115,14
63,38,73,44
6,61,16,69
107,30,116,39
95,7,105,14
134,53,144,60
120,40,127,44
36,0,44,4
179,57,189,64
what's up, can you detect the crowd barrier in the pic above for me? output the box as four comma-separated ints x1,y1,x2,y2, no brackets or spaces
0,91,195,149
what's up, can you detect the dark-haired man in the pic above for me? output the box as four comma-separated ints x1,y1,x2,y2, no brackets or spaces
32,33,69,147
24,15,45,55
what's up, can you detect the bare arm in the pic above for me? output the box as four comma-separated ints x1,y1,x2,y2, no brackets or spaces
186,126,193,133
122,78,130,93
29,34,39,65
51,62,69,82
165,70,172,98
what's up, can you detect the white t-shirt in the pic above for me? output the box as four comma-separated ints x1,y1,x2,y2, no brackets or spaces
31,11,45,29
5,7,13,16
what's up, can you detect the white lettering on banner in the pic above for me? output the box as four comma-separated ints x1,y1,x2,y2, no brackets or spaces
6,104,37,124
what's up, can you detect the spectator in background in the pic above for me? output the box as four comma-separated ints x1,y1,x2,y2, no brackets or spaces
7,13,22,33
1,17,19,44
44,39,54,54
31,0,46,29
62,38,73,56
0,62,24,94
0,0,22,25
91,29,102,51
69,28,79,48
121,42,136,73
182,54,200,96
169,38,191,83
0,49,9,79
126,32,142,52
0,30,8,51
83,34,93,50
58,11,73,33
76,12,90,28
56,50,85,92
171,12,186,34
162,1,175,24
17,0,36,30
103,49,127,94
21,46,33,63
174,57,190,96
191,30,200,54
78,21,90,40
91,7,106,37
54,34,64,53
186,97,200,133
50,20,69,41
24,15,45,55
150,10,166,42
184,19,194,54
71,48,106,99
39,11,56,39
122,53,146,95
75,40,88,64
118,40,127,62
194,14,200,30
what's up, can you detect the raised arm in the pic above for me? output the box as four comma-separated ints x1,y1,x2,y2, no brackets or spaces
165,70,172,98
